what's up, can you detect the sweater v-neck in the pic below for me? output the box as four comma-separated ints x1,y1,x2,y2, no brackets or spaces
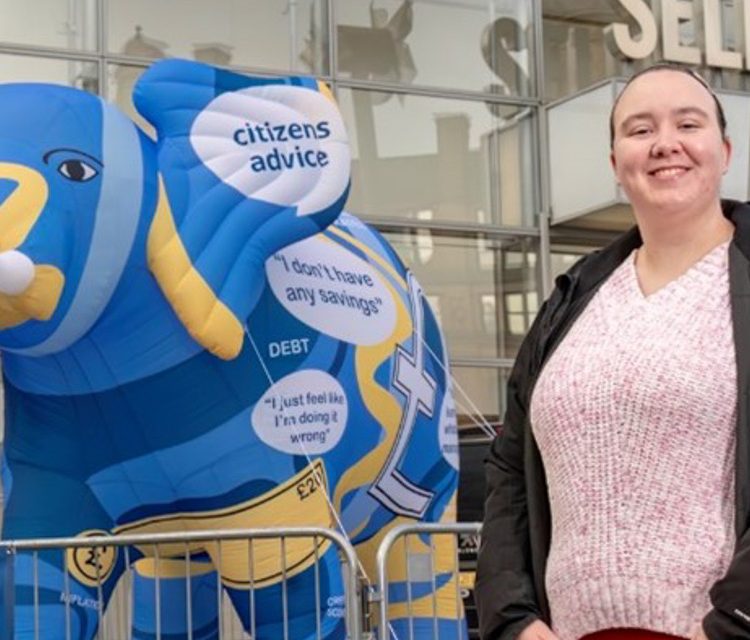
626,240,730,303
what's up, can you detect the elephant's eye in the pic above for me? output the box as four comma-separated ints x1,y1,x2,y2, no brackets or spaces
58,159,98,182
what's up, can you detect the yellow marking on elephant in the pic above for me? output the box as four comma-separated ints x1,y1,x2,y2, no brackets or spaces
133,557,216,579
0,163,48,251
385,577,464,623
0,264,64,329
332,271,412,515
147,176,244,360
114,460,332,589
326,225,408,290
323,225,410,537
66,530,119,588
327,222,413,524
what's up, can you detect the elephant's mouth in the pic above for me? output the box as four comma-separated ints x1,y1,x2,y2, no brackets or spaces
0,164,64,329
0,260,65,329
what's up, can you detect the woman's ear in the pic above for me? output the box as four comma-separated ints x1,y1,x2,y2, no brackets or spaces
722,137,732,175
610,150,619,182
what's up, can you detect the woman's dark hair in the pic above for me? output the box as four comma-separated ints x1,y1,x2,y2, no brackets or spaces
609,63,728,148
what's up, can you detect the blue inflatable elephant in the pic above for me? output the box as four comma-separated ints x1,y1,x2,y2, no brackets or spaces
0,59,463,639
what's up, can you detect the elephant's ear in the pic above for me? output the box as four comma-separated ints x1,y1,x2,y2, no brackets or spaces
133,59,350,360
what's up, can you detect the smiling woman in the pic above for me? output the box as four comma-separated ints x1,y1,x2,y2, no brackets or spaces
608,66,734,296
475,63,750,640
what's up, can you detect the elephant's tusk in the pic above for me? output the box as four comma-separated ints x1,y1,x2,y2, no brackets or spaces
0,250,35,295
0,261,65,329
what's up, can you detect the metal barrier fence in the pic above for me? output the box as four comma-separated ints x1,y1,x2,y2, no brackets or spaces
374,522,483,640
0,522,485,639
0,527,362,640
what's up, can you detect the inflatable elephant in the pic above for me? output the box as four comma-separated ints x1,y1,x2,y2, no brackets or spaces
0,59,463,639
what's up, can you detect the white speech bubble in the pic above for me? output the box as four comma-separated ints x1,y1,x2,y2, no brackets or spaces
439,391,459,470
252,370,348,455
265,236,397,345
190,85,349,217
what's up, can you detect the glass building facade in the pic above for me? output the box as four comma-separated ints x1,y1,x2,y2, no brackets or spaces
2,0,749,447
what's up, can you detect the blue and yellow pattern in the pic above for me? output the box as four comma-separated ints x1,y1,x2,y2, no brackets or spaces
0,59,463,639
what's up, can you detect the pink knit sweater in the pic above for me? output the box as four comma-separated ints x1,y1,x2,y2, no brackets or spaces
530,242,737,640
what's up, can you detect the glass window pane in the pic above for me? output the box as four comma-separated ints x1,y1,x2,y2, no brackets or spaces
0,54,98,91
335,0,535,96
451,366,509,437
542,3,623,102
526,291,538,313
107,64,154,138
507,312,526,336
505,293,522,313
383,231,540,359
0,0,97,51
107,0,328,75
340,88,537,227
542,1,750,101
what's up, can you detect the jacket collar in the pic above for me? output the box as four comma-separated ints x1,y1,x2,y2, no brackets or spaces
724,199,750,261
567,199,750,295
562,226,640,297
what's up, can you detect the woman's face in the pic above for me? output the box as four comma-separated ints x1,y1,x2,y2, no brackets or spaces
610,70,731,221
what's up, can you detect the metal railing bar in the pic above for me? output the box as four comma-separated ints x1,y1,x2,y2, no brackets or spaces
453,534,461,640
405,534,414,640
95,545,104,640
63,548,71,640
0,527,353,550
248,539,256,639
314,535,321,640
33,551,39,640
216,540,223,639
430,535,438,640
281,536,289,640
124,546,132,640
154,544,161,640
184,542,193,640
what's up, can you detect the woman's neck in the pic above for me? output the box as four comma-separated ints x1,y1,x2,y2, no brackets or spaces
634,205,733,297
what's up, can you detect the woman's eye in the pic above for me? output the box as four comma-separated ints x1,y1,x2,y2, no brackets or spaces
630,127,650,136
58,159,98,182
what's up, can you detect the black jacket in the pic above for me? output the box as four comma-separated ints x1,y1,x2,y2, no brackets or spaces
476,200,750,640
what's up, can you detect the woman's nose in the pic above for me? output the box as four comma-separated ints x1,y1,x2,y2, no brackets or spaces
650,129,681,156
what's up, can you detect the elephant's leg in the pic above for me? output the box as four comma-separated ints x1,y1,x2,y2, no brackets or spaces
130,557,219,640
223,542,347,640
0,466,127,640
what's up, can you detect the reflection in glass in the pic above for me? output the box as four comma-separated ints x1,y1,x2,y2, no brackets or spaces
335,0,535,96
0,55,97,90
383,231,540,359
339,89,537,227
504,291,538,335
542,4,622,102
107,64,154,138
0,0,97,51
107,0,328,75
542,1,750,101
